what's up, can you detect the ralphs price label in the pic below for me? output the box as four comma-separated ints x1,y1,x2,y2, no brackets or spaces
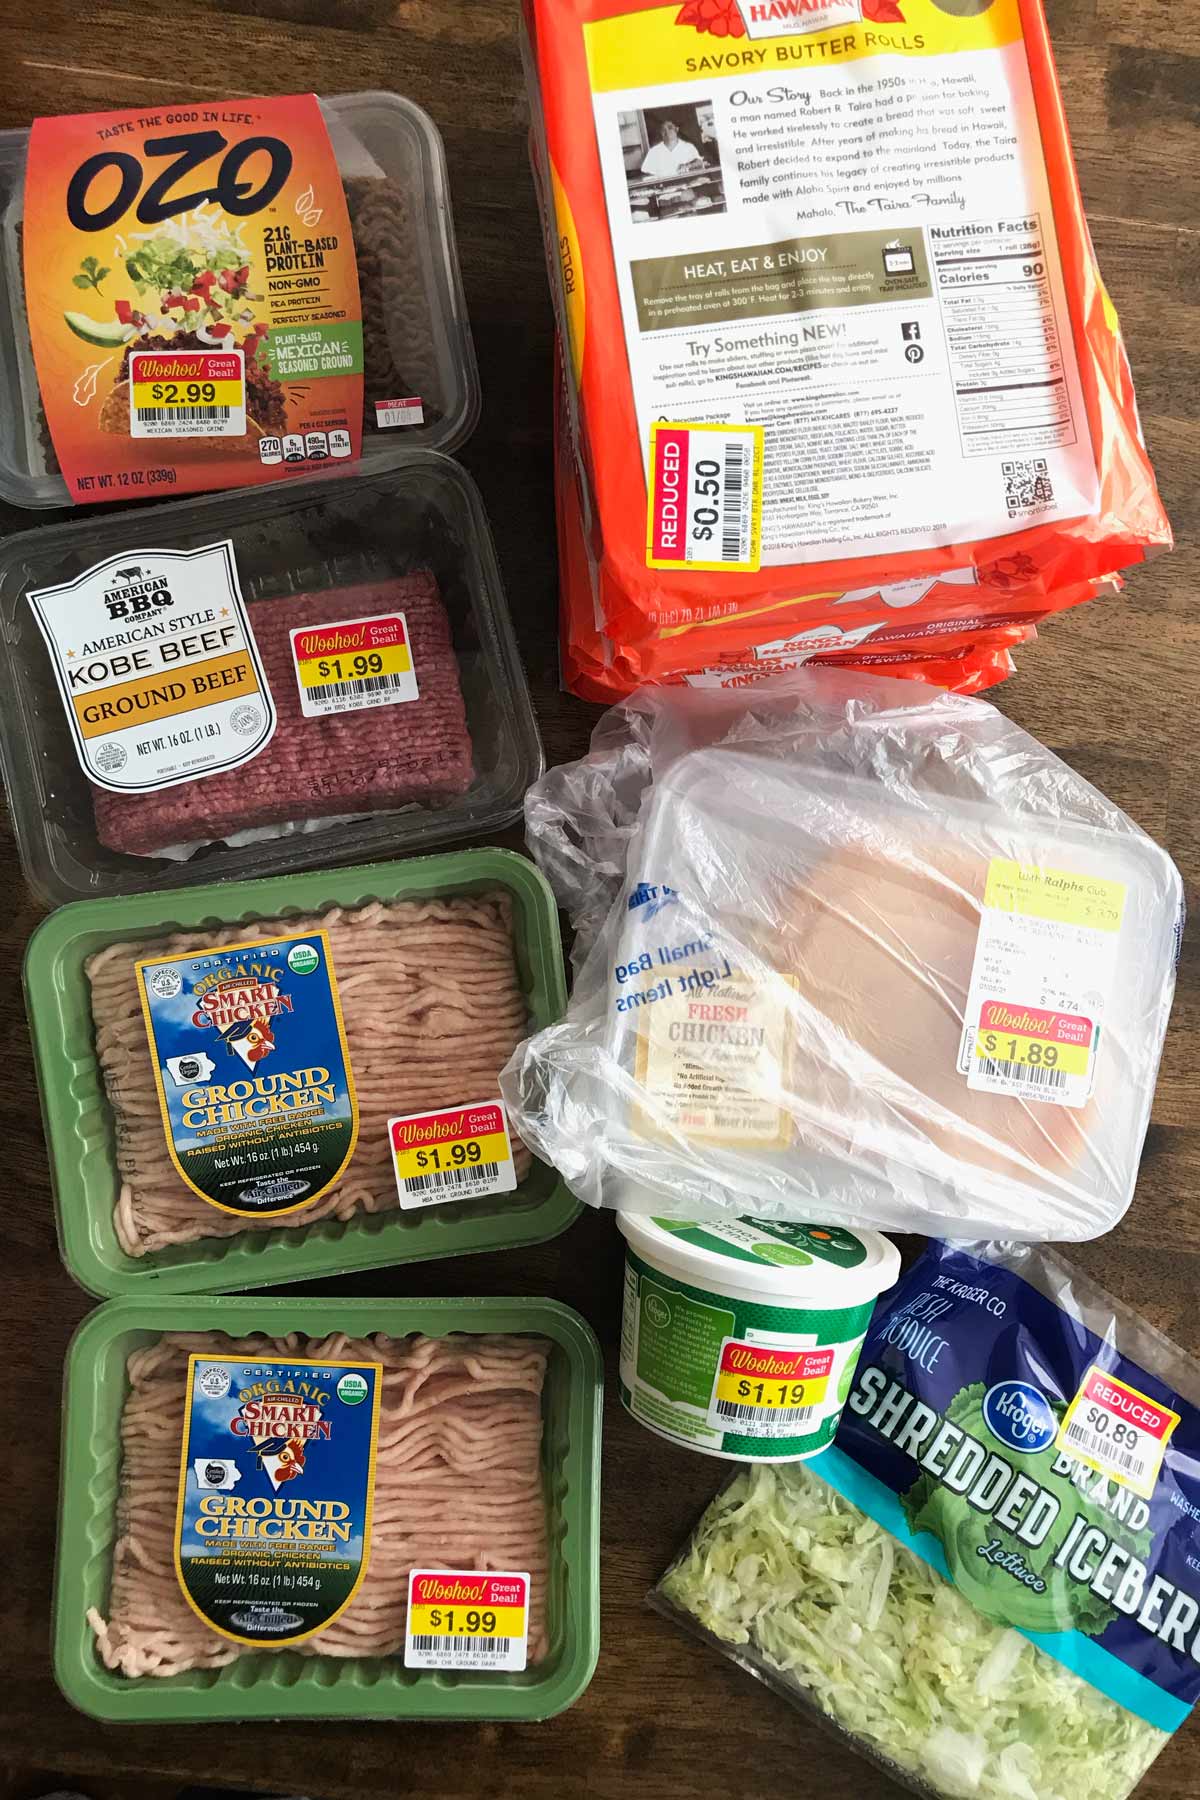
960,859,1126,1109
290,614,419,718
708,1339,835,1439
405,1569,530,1671
389,1100,517,1209
129,348,247,439
646,421,763,572
1056,1365,1180,1499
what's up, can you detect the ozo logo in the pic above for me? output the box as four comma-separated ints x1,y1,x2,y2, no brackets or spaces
982,1381,1057,1454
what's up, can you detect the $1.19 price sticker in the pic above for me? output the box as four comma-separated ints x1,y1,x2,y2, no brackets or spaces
389,1100,516,1209
646,422,763,573
289,613,418,718
1056,1365,1180,1499
708,1339,834,1438
405,1570,530,1670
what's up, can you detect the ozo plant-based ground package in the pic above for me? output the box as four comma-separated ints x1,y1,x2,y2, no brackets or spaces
524,0,1171,695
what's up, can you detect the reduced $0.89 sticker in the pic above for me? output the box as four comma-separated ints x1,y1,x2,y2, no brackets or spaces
1055,1365,1180,1500
405,1569,530,1671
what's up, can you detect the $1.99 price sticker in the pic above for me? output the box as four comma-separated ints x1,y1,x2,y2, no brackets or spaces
405,1570,530,1670
389,1100,516,1210
1055,1365,1180,1499
289,613,418,718
708,1339,835,1439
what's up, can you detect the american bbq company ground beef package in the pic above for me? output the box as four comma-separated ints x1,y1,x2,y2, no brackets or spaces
0,454,542,903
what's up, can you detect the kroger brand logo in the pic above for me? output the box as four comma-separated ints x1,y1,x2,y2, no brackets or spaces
982,1381,1058,1454
644,1294,672,1329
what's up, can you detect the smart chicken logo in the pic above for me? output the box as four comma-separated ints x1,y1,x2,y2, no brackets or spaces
230,1380,333,1490
191,956,296,1069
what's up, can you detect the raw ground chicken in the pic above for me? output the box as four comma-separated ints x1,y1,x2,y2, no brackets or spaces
89,1330,552,1675
87,891,531,1256
91,573,474,856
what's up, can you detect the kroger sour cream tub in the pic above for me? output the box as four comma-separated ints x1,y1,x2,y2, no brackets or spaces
617,1214,899,1462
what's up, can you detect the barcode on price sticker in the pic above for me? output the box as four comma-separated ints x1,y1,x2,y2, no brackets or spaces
289,613,418,718
389,1100,517,1209
405,1570,530,1671
1055,1365,1179,1499
707,1339,834,1440
646,422,763,573
129,348,247,439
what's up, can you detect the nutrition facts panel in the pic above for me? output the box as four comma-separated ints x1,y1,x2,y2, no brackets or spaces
934,215,1078,458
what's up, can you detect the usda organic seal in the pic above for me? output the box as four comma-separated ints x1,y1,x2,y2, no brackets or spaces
337,1372,369,1406
287,941,320,975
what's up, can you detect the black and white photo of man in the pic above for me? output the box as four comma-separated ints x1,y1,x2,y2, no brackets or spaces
618,100,727,223
640,118,704,178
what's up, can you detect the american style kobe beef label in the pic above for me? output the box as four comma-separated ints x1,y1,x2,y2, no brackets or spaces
135,929,358,1217
175,1353,381,1647
23,94,363,503
27,540,276,794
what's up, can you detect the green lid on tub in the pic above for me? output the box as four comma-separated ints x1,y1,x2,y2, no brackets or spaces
618,1212,899,1306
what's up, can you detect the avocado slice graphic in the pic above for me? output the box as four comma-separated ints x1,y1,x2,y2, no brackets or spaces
64,311,137,348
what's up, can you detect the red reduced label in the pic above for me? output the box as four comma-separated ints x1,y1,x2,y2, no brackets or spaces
650,427,690,562
1083,1370,1176,1440
717,1342,835,1382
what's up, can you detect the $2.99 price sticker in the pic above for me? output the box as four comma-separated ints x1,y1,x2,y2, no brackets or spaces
405,1570,530,1671
646,422,763,573
129,348,247,440
1055,1365,1180,1499
289,613,418,718
708,1339,835,1438
389,1101,516,1210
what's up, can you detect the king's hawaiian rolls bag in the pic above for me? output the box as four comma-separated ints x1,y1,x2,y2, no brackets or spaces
524,0,1169,696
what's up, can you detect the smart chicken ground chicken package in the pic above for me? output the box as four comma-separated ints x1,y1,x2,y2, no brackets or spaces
523,0,1170,696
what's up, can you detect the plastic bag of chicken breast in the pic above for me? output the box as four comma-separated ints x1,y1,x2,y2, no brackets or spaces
502,669,1184,1241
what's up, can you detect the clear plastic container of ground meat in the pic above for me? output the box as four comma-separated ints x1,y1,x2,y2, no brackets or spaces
0,91,479,508
0,453,542,903
25,847,578,1295
54,1293,601,1721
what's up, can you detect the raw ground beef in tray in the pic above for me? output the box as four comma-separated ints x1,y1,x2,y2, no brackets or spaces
92,573,474,856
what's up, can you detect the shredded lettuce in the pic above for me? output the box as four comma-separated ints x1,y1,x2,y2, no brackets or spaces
657,1463,1167,1800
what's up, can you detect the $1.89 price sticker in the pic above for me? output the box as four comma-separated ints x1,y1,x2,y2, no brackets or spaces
389,1100,516,1210
290,613,418,718
405,1570,530,1671
708,1339,835,1438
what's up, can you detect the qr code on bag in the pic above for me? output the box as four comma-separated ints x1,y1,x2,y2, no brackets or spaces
1002,458,1054,515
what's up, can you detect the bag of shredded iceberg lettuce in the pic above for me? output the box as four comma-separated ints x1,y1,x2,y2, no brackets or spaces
652,1240,1200,1800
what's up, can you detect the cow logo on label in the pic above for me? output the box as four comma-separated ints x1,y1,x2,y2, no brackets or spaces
982,1380,1058,1453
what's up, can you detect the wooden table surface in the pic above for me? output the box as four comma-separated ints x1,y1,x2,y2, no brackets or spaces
0,1,1197,1796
